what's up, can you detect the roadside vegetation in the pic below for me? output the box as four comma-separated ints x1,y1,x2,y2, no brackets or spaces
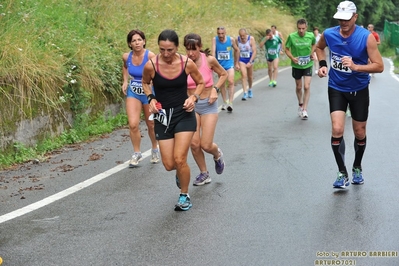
0,0,398,169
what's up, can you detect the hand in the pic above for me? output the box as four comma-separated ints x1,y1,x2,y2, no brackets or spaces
342,56,353,69
183,97,196,112
318,66,328,78
208,89,218,104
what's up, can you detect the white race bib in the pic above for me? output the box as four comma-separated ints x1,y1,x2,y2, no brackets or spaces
298,55,311,66
129,80,145,95
149,109,168,126
330,52,352,73
217,51,230,61
240,52,250,58
268,48,277,55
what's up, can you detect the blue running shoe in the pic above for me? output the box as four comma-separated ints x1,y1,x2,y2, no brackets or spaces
333,172,350,189
248,89,253,98
351,168,364,184
193,171,211,186
174,194,192,211
214,148,225,175
175,175,181,189
268,81,273,87
242,92,248,101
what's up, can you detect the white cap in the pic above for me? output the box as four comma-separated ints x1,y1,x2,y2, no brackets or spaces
333,1,357,20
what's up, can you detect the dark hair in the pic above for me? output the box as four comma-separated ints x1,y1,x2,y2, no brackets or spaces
158,29,179,47
183,33,211,56
265,29,272,35
271,25,277,29
297,18,308,26
127,29,146,49
313,27,319,31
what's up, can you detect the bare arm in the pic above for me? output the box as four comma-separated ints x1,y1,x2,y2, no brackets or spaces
315,33,328,77
122,53,129,95
249,36,257,63
185,57,205,107
232,37,240,68
211,37,216,57
210,56,228,88
142,60,157,112
259,37,266,49
348,34,384,73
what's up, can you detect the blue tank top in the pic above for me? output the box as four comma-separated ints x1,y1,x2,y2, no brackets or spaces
324,25,370,92
126,49,149,95
215,36,234,69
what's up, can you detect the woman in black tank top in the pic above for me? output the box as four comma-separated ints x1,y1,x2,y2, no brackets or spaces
142,29,205,211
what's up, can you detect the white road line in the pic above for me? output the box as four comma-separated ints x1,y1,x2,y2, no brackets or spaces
0,67,288,224
4,61,396,224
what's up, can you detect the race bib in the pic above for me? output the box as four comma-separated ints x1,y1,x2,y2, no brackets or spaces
129,80,144,95
330,52,352,73
240,51,250,58
149,109,168,126
217,51,230,60
298,55,311,66
268,48,277,55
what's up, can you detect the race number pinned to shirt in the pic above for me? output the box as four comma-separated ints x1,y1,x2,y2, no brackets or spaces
298,55,311,66
129,79,145,95
240,52,250,58
149,109,168,126
217,51,230,60
268,48,277,55
330,52,352,73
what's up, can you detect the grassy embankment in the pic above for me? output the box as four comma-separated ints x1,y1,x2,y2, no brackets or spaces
0,0,296,169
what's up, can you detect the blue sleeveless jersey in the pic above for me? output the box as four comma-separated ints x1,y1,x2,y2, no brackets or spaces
324,25,370,92
126,49,149,95
215,36,234,70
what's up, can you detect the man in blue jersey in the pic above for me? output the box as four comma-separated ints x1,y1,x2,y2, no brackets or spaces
316,0,384,189
212,27,239,112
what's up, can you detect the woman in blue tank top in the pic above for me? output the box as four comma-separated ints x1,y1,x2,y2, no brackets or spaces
122,29,160,167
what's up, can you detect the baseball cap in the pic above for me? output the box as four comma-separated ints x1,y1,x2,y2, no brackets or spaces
333,1,357,20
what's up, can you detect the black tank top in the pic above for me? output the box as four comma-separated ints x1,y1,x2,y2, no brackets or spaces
151,55,188,108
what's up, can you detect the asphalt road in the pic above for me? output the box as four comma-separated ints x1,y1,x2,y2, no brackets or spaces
1,59,399,266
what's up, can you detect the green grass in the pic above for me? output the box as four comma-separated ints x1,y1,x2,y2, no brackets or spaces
1,0,398,169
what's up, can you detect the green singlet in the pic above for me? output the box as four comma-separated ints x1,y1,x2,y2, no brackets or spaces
263,35,282,61
285,31,316,69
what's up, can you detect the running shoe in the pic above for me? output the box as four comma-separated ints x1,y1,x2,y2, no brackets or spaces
150,149,160,164
301,110,308,120
333,172,350,189
268,81,273,87
272,80,277,87
129,152,142,167
248,89,253,98
346,107,351,117
175,175,180,189
242,92,248,101
193,171,211,186
298,106,303,117
214,148,225,174
351,168,364,185
221,101,228,110
227,103,233,112
174,194,192,211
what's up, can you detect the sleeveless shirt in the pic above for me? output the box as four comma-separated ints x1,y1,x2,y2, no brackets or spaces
187,52,213,89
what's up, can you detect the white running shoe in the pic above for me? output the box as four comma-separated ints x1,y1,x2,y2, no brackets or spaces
129,152,142,167
221,101,228,110
298,106,303,117
301,110,308,120
150,149,160,164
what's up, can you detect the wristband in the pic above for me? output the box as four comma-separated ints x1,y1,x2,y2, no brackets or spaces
319,60,327,68
192,94,200,103
214,86,220,93
147,94,156,103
